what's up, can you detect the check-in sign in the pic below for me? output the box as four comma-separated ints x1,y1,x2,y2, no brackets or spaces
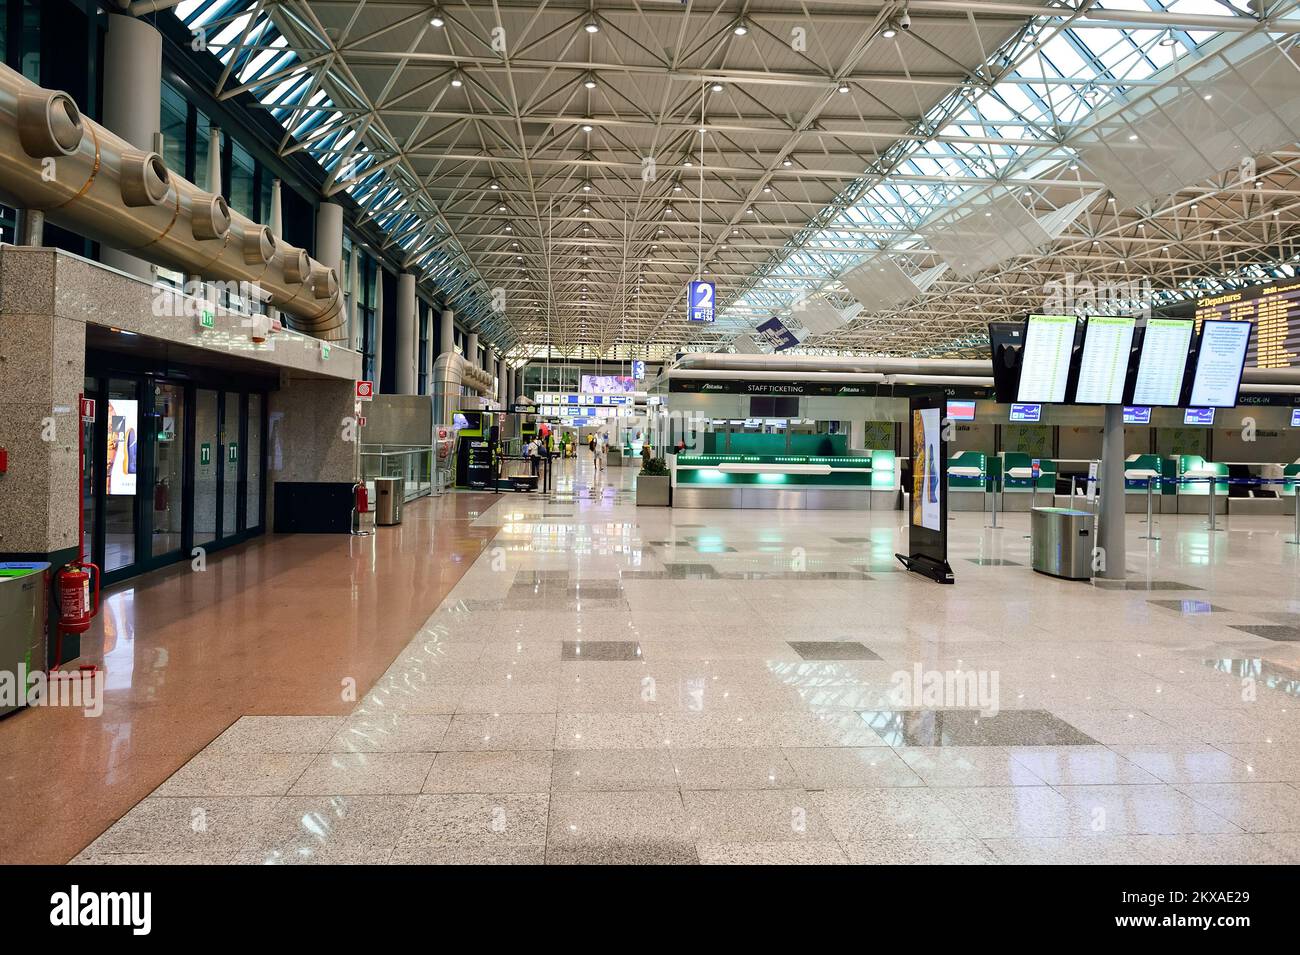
687,280,715,323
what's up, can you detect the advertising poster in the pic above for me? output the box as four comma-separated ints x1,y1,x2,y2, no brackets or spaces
911,407,941,531
580,374,636,394
106,399,138,496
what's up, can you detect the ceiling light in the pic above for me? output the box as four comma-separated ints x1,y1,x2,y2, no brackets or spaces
1128,133,1138,141
488,180,500,190
733,18,749,36
882,22,898,39
763,186,771,194
683,159,693,168
583,16,599,34
581,180,592,192
837,81,850,94
782,158,792,167
710,82,724,93
583,73,598,89
1159,29,1177,47
581,119,594,132
429,6,445,28
450,70,464,88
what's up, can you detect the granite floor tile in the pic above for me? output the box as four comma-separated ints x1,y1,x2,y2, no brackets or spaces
696,841,849,864
326,714,451,753
841,838,999,865
782,746,924,788
546,791,697,865
684,789,831,842
812,789,972,841
438,714,558,752
424,751,554,794
153,752,314,798
240,795,416,864
671,748,802,790
82,796,278,855
392,793,549,864
288,753,436,796
207,716,346,754
552,749,678,791
1175,782,1300,832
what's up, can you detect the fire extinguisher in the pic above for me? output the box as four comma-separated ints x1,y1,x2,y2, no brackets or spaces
355,481,369,514
57,561,100,635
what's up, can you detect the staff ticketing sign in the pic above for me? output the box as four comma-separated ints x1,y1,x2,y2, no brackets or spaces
755,316,799,352
687,281,715,323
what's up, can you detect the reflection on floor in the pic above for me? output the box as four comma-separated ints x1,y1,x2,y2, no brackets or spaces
0,491,500,864
28,458,1300,864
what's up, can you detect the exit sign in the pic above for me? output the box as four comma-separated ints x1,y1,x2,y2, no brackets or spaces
199,309,215,329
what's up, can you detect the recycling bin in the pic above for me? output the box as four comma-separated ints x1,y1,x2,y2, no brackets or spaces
0,562,50,716
375,477,404,526
1030,507,1093,580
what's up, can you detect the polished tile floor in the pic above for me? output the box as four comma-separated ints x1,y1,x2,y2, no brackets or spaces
53,460,1300,863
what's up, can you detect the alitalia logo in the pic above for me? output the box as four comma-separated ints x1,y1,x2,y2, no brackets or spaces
701,383,723,391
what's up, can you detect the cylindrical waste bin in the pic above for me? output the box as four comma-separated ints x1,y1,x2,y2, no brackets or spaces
1030,507,1093,580
374,477,404,526
0,562,50,715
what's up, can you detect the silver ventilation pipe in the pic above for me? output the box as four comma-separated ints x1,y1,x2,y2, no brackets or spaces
0,63,342,332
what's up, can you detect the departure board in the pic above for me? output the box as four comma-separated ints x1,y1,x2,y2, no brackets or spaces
1073,316,1136,404
1017,314,1076,403
1133,318,1194,406
1177,278,1300,369
1188,320,1251,408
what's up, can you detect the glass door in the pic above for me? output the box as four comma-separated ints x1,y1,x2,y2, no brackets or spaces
246,393,264,531
103,377,141,576
193,388,220,548
220,392,242,541
150,381,186,559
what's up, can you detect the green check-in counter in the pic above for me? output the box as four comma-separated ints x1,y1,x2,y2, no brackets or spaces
674,451,895,509
1176,454,1228,515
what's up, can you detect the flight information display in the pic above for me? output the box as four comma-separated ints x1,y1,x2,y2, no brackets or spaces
1132,318,1194,406
1184,407,1215,426
1073,316,1136,404
1177,278,1300,369
1188,319,1252,408
1009,403,1041,423
1016,314,1076,403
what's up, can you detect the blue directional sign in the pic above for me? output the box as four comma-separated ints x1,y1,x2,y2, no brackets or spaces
687,280,715,323
755,316,799,352
631,360,645,379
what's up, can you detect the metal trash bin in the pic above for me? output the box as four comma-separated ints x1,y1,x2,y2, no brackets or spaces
374,477,404,526
1030,507,1093,580
0,562,50,715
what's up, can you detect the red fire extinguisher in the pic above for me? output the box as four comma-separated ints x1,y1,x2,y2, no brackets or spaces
355,481,369,514
57,560,100,635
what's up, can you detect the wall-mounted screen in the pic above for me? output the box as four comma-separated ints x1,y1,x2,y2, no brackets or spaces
580,374,636,394
946,400,976,421
1132,318,1194,406
1009,403,1041,423
1123,406,1151,425
1016,314,1076,403
988,322,1025,403
1184,407,1216,426
1073,316,1136,404
106,399,138,496
1188,319,1252,408
1291,408,1300,428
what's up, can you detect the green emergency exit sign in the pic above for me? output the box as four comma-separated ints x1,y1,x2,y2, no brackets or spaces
228,443,238,464
200,443,211,466
199,309,215,329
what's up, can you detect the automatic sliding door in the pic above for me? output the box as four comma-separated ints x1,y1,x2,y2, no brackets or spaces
194,389,219,547
221,392,240,539
103,378,140,574
150,382,185,558
246,393,263,530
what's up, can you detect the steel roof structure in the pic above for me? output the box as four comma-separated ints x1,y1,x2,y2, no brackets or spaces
133,0,1300,361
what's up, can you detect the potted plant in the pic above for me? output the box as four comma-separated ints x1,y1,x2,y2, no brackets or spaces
636,456,671,506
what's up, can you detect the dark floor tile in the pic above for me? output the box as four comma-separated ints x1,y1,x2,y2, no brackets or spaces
966,559,1021,567
832,537,871,543
788,641,882,661
561,641,644,661
1203,658,1300,695
1228,625,1300,642
661,564,720,579
859,709,1097,747
1148,599,1226,614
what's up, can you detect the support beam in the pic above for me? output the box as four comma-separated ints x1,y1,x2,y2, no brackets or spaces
1099,404,1126,581
396,273,416,394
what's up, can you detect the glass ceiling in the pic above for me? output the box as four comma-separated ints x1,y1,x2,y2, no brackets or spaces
723,0,1236,328
174,0,490,324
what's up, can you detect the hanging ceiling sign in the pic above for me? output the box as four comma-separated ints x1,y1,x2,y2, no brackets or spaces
687,281,715,323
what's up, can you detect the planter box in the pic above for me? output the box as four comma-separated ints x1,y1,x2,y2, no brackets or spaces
636,473,671,506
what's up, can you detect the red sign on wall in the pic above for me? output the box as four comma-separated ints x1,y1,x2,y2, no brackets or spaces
355,380,374,400
80,398,96,421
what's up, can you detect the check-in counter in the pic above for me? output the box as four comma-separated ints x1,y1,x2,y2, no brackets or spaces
673,451,895,509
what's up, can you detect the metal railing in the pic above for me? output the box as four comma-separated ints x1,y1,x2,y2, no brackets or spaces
359,444,435,501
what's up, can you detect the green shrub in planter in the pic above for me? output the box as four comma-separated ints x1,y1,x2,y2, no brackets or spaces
641,456,669,476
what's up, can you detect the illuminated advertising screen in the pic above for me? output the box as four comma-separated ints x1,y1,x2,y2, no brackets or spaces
1184,407,1216,426
1009,403,1041,423
911,407,942,532
1188,319,1251,408
1291,408,1300,428
580,374,636,394
106,399,138,496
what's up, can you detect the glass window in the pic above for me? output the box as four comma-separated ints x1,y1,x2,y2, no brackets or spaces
151,382,185,558
194,110,213,192
194,388,219,547
230,142,255,219
246,393,263,527
160,84,188,182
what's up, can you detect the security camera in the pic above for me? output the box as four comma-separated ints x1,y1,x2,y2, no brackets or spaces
899,11,912,30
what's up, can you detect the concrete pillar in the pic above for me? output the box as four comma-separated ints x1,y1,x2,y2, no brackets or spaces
498,356,508,405
423,307,435,395
395,273,416,394
1099,403,1126,580
101,14,162,279
466,331,479,368
440,309,454,355
372,269,384,389
315,202,344,343
268,178,282,237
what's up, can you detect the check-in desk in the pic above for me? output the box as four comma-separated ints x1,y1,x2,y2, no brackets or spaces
947,451,989,511
1177,455,1228,515
673,451,895,509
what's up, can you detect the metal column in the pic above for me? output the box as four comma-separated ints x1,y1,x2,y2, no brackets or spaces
396,273,416,394
1098,404,1126,579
